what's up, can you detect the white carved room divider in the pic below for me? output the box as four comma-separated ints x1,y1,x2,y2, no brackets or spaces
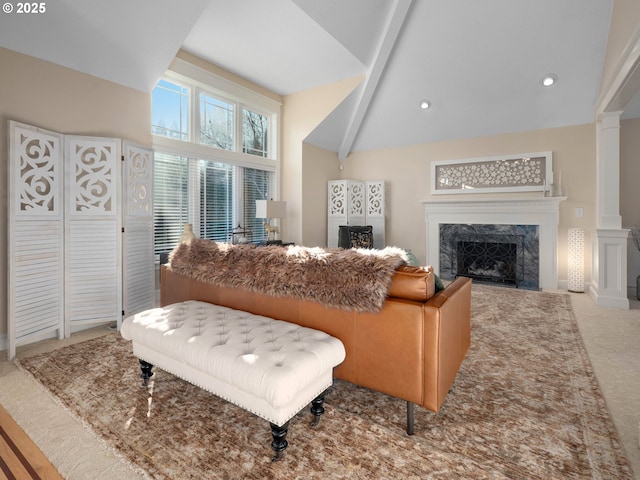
64,135,122,336
7,121,154,359
8,122,65,360
122,141,155,317
327,179,385,249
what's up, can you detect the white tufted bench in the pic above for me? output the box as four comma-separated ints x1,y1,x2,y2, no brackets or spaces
121,300,346,460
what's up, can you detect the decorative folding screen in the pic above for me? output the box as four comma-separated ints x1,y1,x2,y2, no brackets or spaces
327,180,385,249
122,141,154,317
366,181,385,249
64,135,122,336
7,122,154,359
327,180,365,248
8,122,65,360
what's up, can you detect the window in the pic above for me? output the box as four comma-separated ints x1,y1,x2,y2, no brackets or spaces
151,67,280,257
153,154,274,255
200,93,234,150
243,108,268,157
151,80,189,141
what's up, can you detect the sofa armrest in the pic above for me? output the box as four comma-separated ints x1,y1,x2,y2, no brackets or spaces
421,276,472,411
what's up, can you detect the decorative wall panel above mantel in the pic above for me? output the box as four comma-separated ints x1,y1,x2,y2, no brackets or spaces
431,151,553,195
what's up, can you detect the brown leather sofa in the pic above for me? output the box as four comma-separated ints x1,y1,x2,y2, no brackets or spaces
161,264,472,433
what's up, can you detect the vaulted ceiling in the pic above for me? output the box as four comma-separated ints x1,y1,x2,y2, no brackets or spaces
0,0,618,159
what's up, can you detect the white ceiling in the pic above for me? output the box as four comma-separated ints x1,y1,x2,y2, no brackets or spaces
0,0,618,158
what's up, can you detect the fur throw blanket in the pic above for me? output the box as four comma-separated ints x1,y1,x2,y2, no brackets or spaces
169,239,408,313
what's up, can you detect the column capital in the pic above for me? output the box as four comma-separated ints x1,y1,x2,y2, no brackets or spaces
598,110,623,127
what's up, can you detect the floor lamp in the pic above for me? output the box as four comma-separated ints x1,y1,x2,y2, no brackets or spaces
568,227,585,293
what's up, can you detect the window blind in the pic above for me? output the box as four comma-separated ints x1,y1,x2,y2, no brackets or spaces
244,167,271,242
153,153,189,255
200,160,234,241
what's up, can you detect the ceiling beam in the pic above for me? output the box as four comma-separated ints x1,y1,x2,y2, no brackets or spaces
337,0,413,160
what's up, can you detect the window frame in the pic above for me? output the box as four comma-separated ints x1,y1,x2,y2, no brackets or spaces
151,60,282,255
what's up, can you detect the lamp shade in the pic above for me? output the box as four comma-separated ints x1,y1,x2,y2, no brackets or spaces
256,200,286,219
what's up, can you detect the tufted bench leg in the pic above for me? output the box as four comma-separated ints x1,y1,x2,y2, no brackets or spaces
139,359,154,386
310,393,325,427
269,421,289,461
270,391,327,461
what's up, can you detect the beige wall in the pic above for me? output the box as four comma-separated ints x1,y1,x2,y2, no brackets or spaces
0,47,152,338
600,0,640,100
339,124,597,285
620,118,640,227
301,142,340,247
620,118,640,285
282,76,361,245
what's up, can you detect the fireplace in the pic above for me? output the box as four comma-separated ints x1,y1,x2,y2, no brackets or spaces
440,224,539,290
455,235,522,286
422,197,565,290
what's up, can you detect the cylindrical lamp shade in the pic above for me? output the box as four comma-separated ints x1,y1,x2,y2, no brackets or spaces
256,200,286,219
568,227,585,293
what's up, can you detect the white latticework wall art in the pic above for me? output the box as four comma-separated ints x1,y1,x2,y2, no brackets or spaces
431,151,553,194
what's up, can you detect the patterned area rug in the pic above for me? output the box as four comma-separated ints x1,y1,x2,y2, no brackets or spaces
19,286,633,479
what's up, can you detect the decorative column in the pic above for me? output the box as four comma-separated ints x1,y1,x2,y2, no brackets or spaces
590,112,629,308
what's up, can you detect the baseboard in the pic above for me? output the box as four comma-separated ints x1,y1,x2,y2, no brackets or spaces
556,279,588,293
588,284,630,309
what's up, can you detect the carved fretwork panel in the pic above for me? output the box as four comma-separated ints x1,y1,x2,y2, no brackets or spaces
67,138,118,215
366,181,384,218
349,182,365,218
14,126,61,215
125,143,152,216
329,181,346,217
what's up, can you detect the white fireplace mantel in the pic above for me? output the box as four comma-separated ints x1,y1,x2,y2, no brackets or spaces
422,196,566,289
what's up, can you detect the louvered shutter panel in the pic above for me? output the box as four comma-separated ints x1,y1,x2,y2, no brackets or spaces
122,141,155,317
64,136,122,335
8,121,65,360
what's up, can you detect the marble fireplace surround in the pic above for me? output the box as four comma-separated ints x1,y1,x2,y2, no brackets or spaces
422,197,566,290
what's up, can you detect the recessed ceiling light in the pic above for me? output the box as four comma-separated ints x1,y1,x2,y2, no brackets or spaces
420,100,431,109
541,74,557,87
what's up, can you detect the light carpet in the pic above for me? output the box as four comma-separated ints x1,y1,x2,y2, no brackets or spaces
18,286,633,479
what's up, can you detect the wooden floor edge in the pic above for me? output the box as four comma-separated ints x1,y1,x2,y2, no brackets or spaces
0,405,63,480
